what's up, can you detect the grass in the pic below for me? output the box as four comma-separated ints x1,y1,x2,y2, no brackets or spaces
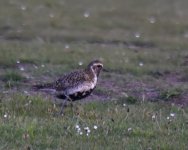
159,88,182,101
0,94,188,149
0,71,26,89
0,0,188,149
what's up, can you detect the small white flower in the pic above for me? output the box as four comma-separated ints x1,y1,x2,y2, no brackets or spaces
79,131,83,135
77,128,81,132
152,114,156,120
19,67,25,71
94,125,98,130
75,124,82,133
21,5,26,11
75,125,79,129
139,62,144,67
128,128,132,132
167,116,170,120
65,44,70,49
84,127,89,130
24,91,28,94
86,133,89,136
84,127,91,134
78,61,83,66
16,60,20,64
123,103,126,107
170,113,175,117
4,114,8,118
41,64,45,68
84,127,89,131
49,13,54,18
83,12,90,18
34,65,38,69
134,32,140,38
148,17,156,24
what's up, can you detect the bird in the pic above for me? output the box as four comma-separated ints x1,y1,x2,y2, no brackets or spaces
33,60,103,113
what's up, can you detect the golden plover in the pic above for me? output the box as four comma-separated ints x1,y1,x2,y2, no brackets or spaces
33,60,103,113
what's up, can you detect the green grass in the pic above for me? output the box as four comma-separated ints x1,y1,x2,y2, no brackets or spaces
0,0,188,149
159,88,182,101
0,94,187,149
0,71,26,88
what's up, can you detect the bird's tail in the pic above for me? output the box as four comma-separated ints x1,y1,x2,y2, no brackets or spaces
32,83,54,91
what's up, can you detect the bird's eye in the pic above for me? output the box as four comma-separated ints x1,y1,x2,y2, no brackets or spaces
97,65,102,68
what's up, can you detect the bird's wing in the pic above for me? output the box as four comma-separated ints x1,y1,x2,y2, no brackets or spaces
54,70,90,91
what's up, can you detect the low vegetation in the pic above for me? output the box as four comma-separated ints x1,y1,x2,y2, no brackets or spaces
0,0,188,149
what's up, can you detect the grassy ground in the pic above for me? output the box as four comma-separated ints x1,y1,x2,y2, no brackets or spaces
0,0,188,149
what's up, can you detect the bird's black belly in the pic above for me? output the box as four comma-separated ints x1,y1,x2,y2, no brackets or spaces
56,89,93,101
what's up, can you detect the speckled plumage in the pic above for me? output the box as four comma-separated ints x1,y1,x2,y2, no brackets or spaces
33,60,103,102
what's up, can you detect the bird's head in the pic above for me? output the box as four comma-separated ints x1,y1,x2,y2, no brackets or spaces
87,60,103,77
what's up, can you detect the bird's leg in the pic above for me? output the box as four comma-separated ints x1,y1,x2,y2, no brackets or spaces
67,97,74,114
69,98,73,108
59,98,67,115
58,92,74,115
58,92,69,115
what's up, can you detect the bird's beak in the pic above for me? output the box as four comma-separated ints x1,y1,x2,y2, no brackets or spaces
102,68,110,72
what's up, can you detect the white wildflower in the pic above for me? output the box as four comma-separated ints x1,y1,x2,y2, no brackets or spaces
24,91,28,94
33,65,38,69
128,128,132,132
94,125,98,130
152,114,156,120
83,12,90,18
170,113,175,117
75,125,80,129
139,62,144,67
21,5,26,11
84,127,91,134
78,61,83,66
148,16,156,24
134,32,140,38
65,44,70,49
84,127,89,130
4,113,8,118
19,67,25,71
49,13,54,18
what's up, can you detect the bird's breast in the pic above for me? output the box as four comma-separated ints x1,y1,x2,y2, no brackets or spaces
56,80,97,101
69,88,94,100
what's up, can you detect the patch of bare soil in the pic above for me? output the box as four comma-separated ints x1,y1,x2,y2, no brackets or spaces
169,92,188,107
162,72,185,85
91,71,188,106
1,64,188,107
96,79,160,102
181,55,188,66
